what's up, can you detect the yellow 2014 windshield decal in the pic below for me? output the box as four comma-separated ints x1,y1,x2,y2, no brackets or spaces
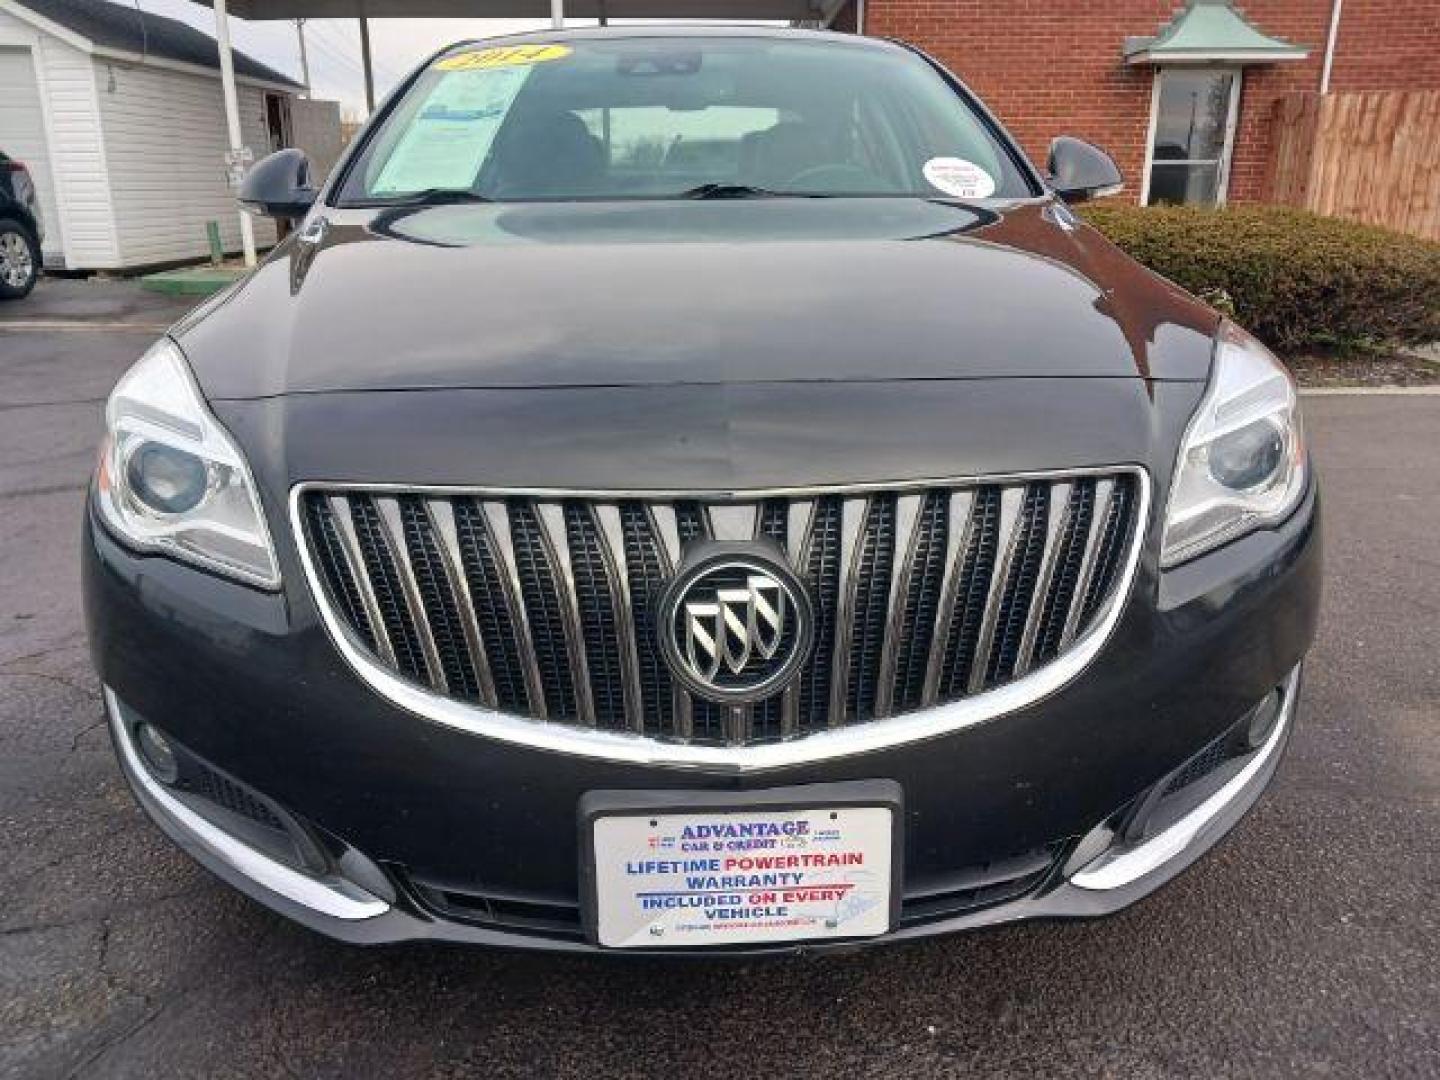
435,44,572,71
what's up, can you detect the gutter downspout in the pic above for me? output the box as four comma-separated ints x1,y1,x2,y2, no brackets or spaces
1320,0,1343,93
856,0,866,34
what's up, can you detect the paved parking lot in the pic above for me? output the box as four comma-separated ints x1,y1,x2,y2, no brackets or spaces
2,282,1437,1079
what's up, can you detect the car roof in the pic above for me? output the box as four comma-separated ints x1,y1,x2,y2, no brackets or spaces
439,24,908,56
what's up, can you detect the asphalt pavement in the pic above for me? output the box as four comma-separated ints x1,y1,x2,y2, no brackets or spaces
1,281,1437,1079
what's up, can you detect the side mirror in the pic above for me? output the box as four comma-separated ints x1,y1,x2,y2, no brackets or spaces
1047,137,1124,202
238,148,316,222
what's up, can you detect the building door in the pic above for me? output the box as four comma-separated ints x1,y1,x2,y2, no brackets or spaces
1143,68,1241,206
264,92,293,153
0,46,62,262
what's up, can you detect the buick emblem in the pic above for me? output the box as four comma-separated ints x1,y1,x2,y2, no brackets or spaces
657,545,814,704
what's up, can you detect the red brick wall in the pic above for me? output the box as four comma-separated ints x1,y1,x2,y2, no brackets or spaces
862,0,1440,202
1326,0,1440,91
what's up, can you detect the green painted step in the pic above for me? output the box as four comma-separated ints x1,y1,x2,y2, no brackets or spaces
140,266,248,297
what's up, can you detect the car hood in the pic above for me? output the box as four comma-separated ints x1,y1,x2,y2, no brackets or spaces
176,199,1219,400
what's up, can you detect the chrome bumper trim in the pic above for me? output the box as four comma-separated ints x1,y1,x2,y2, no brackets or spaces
105,688,389,921
1069,665,1300,891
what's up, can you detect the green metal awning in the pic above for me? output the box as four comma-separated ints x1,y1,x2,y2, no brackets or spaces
1123,0,1309,65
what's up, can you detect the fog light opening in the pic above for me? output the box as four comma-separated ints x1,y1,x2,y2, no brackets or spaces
134,722,179,784
1245,691,1284,750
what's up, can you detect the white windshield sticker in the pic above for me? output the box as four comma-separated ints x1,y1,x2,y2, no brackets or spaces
371,66,532,194
922,157,996,200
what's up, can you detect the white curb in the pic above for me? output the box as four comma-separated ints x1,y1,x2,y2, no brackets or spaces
1300,387,1440,397
0,320,170,332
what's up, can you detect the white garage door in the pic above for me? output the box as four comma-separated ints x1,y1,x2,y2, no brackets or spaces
0,46,62,261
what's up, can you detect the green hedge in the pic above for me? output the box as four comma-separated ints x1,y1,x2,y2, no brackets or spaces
1081,202,1440,352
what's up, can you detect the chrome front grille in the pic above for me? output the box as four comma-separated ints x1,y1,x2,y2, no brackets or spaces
295,471,1145,756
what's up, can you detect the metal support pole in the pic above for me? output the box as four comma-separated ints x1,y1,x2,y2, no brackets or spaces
551,0,564,30
358,16,375,113
295,19,312,98
1320,0,1344,94
213,0,255,267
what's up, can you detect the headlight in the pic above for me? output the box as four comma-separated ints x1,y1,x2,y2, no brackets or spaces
1161,323,1307,567
95,339,280,588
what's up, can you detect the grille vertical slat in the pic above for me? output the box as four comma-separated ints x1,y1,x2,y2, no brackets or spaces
618,502,675,735
966,487,1029,693
826,497,869,728
1011,482,1074,679
1058,479,1117,651
477,502,548,717
348,496,430,683
595,505,648,733
373,496,450,692
424,499,498,708
919,490,975,707
708,503,758,542
535,503,596,725
780,498,816,736
670,503,723,739
937,487,1004,699
399,497,482,700
887,491,951,715
306,497,377,653
798,497,843,731
507,501,579,722
1079,476,1136,630
301,470,1143,750
325,495,397,668
757,499,788,550
751,693,785,740
1030,481,1095,667
984,485,1052,687
845,494,898,723
565,502,628,730
752,496,791,737
871,493,922,720
451,500,531,713
674,501,708,546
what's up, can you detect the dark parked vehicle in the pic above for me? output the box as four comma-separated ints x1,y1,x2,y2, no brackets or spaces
0,150,43,299
85,29,1320,953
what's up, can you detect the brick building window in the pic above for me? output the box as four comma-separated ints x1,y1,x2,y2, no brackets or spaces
1142,67,1241,206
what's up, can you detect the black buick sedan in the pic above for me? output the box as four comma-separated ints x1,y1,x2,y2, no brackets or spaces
84,28,1320,953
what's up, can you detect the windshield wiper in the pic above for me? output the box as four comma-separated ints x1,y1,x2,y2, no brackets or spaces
364,187,494,207
677,183,789,200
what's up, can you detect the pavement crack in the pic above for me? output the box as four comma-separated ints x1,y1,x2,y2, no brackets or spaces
62,1001,167,1080
1,668,101,701
0,820,142,891
63,904,212,1079
70,713,108,750
56,917,165,1080
0,481,88,500
0,885,207,938
0,635,89,667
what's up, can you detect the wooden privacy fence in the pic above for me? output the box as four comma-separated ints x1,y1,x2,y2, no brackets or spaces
1265,90,1440,242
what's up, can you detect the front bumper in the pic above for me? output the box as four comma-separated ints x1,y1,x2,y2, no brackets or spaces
103,665,1302,951
85,480,1321,953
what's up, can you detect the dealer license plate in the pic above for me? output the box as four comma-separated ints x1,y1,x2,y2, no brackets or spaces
590,805,894,949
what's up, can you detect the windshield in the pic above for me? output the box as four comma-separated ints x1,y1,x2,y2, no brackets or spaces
337,36,1035,204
